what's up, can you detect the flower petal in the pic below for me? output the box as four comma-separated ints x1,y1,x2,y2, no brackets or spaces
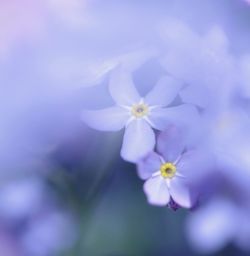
157,126,185,162
82,107,129,131
149,104,199,131
143,176,170,206
137,152,162,180
177,150,214,183
169,177,194,208
145,75,183,106
186,199,237,254
180,85,210,108
109,67,141,106
121,119,155,163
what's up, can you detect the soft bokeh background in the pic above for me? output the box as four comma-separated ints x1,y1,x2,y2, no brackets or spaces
1,0,250,255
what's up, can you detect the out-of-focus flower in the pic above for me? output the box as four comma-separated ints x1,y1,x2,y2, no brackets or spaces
186,197,250,254
196,103,250,196
83,67,198,162
45,47,157,89
159,20,250,202
0,178,45,220
0,176,78,256
186,198,237,254
79,48,158,88
21,210,77,256
137,127,209,208
159,20,235,110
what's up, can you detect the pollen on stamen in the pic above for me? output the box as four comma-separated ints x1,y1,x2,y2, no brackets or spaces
160,162,176,179
131,103,149,118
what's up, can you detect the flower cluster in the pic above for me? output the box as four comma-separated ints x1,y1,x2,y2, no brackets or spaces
1,1,250,255
82,19,250,227
83,62,204,209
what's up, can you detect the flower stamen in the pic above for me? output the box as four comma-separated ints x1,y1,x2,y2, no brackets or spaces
160,162,176,179
131,103,149,118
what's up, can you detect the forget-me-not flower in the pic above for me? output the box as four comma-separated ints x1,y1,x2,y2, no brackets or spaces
137,126,208,208
83,66,198,162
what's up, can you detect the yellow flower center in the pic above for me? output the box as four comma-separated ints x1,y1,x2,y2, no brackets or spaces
131,103,149,118
160,162,176,179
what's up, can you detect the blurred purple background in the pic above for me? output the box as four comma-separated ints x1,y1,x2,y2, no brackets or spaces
1,0,250,255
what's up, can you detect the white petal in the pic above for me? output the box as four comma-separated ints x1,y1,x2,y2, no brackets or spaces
137,152,162,180
145,75,183,106
180,85,209,108
121,119,155,163
177,149,215,183
157,126,185,163
109,67,141,105
143,176,170,206
169,177,194,208
82,107,129,131
149,104,199,131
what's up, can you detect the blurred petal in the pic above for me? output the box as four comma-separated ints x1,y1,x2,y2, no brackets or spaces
149,104,199,131
116,47,158,72
177,150,214,183
145,76,183,106
169,177,193,208
234,211,250,251
157,126,185,162
121,119,155,162
186,199,237,253
82,107,129,131
176,151,196,175
143,176,170,206
109,67,141,105
203,26,229,52
137,152,162,180
180,85,210,108
159,19,200,83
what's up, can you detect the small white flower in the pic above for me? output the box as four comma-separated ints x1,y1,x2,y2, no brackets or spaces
83,67,197,162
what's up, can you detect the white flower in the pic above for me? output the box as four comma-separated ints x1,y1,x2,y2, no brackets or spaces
83,67,197,162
